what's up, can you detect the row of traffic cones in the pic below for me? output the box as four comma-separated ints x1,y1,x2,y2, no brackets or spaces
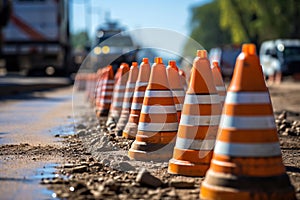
76,43,296,199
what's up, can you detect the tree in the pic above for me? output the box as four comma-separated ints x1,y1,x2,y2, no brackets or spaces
183,0,232,55
219,0,300,45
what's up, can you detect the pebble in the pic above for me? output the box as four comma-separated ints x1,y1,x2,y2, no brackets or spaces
136,168,163,188
169,179,195,189
70,165,88,173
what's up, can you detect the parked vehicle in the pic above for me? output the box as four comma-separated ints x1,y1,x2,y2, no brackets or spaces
209,45,241,78
260,39,300,78
2,0,74,76
91,20,138,72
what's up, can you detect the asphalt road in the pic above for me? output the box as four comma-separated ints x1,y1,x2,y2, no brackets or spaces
0,86,75,199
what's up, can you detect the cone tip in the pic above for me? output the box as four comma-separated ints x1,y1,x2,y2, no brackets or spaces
242,43,256,55
197,50,207,58
142,58,149,64
155,57,163,64
132,62,138,67
168,60,178,71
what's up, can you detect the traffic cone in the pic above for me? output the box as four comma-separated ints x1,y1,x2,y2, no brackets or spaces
166,60,185,122
86,73,97,104
123,58,151,139
106,63,130,129
115,62,139,136
128,57,179,161
179,69,188,92
168,50,222,176
200,44,296,199
211,61,226,107
95,65,114,119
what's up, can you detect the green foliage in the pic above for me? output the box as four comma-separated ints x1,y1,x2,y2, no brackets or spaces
185,0,300,52
184,1,231,53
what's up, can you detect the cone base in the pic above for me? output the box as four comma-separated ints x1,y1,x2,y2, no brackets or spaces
128,148,173,162
123,123,138,139
168,158,209,177
128,140,174,162
200,170,296,200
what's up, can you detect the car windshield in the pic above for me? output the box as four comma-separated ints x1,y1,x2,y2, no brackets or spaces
283,47,300,60
98,36,134,47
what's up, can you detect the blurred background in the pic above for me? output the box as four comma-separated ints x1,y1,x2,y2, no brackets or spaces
0,0,300,81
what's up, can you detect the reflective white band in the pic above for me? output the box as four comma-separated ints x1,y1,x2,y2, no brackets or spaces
138,122,178,132
141,105,177,114
112,102,123,107
172,90,185,97
124,91,134,98
216,86,226,91
102,85,114,90
133,91,145,98
175,104,182,111
126,83,136,88
99,99,111,104
219,95,226,102
184,94,220,104
180,114,221,126
145,90,173,97
131,103,143,110
122,102,131,109
101,91,113,96
175,137,215,150
115,85,126,90
136,82,148,87
214,141,281,157
113,92,125,98
220,115,276,129
226,91,270,104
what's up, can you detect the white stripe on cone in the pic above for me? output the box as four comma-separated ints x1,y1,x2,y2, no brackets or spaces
138,122,178,132
131,103,143,110
180,114,221,126
144,90,173,97
225,91,271,104
175,137,215,151
141,105,177,114
220,115,276,129
184,94,220,104
214,141,282,157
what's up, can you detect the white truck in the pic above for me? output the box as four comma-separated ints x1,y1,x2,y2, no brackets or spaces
260,39,300,79
2,0,72,76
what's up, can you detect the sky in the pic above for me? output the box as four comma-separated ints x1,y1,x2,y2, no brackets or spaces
71,0,210,38
70,0,210,55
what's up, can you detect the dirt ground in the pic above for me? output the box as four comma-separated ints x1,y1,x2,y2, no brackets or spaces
0,80,299,199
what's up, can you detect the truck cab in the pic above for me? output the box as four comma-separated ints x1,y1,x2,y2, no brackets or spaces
260,39,300,78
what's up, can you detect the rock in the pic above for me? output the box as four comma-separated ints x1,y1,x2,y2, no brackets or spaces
76,129,87,137
169,179,195,189
101,159,110,167
76,124,86,129
278,111,287,120
119,162,135,171
70,165,88,173
136,168,163,188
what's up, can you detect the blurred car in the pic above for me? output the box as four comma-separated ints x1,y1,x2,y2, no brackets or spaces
260,39,300,77
209,45,241,78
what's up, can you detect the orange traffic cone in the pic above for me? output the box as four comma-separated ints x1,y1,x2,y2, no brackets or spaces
179,69,188,92
123,58,151,139
95,66,114,118
168,50,222,176
200,44,296,200
106,63,130,129
86,73,97,104
115,62,139,136
128,57,179,161
166,60,185,122
211,61,226,107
